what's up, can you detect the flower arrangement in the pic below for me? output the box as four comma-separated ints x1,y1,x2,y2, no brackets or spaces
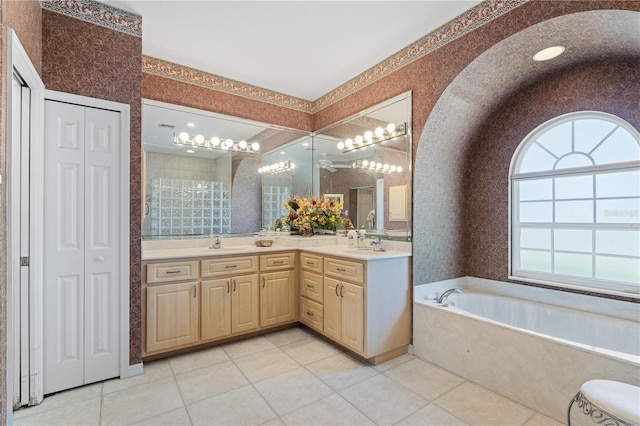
281,196,344,231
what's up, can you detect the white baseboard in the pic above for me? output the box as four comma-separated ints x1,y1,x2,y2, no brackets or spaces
121,362,144,379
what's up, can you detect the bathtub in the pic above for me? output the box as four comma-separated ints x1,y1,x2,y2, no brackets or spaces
413,277,640,423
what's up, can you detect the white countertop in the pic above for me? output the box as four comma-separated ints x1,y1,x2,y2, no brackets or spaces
142,235,411,261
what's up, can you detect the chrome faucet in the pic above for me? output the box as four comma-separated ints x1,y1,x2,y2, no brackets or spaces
209,235,221,249
436,288,462,307
370,237,386,252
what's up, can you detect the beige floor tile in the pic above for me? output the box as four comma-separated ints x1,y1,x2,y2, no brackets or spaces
396,403,468,425
175,360,248,404
101,376,184,425
524,413,564,426
13,382,102,420
169,344,229,374
234,347,299,383
188,385,276,425
265,326,314,347
254,367,334,416
132,407,192,425
223,335,278,359
340,374,427,425
280,336,342,365
281,393,375,425
384,358,464,401
260,418,285,425
434,382,535,426
13,396,101,425
103,358,172,394
373,353,415,372
306,352,378,391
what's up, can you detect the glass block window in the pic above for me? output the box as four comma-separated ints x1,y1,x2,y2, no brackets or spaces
510,112,640,295
262,185,290,229
150,178,230,237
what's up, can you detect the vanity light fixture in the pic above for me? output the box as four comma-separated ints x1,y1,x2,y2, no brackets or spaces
258,160,295,175
532,45,565,62
337,122,407,153
174,131,260,154
352,159,403,174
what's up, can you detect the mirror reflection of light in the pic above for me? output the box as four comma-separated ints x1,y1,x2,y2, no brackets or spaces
251,142,260,151
238,140,248,149
178,132,189,142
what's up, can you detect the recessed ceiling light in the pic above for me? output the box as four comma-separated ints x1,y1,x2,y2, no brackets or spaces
186,122,195,127
532,46,565,62
280,151,286,155
186,149,195,153
302,142,309,147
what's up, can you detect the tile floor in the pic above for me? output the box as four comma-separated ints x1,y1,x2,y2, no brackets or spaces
13,326,563,426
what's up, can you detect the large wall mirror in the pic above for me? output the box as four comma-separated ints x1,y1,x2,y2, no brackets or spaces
141,99,308,239
142,92,411,241
312,92,412,240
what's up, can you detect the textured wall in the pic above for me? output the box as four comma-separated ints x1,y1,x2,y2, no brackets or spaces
464,59,640,282
41,9,143,364
231,157,262,233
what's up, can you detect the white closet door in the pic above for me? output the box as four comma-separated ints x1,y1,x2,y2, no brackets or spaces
83,107,120,383
43,101,86,394
43,100,120,394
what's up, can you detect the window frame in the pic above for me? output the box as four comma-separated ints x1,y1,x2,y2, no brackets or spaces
508,111,640,298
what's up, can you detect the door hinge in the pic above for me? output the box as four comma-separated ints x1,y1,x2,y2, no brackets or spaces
20,257,29,267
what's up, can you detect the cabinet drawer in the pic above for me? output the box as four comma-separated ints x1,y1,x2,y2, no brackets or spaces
260,252,296,271
300,297,323,333
324,257,364,284
146,261,199,283
201,256,258,277
301,270,323,303
300,252,323,273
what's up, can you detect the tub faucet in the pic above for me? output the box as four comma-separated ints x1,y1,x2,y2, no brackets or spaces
437,288,462,307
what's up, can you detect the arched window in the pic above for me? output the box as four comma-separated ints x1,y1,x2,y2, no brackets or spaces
510,112,640,296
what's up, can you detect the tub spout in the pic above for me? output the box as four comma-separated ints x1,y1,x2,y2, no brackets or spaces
436,288,462,307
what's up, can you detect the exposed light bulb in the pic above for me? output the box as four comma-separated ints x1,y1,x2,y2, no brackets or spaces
390,165,397,172
362,160,369,167
345,139,353,148
386,123,396,133
383,164,389,170
355,135,364,145
211,137,221,146
279,162,285,168
178,132,189,142
194,134,205,145
337,141,345,150
375,127,384,137
224,138,233,148
251,142,260,151
290,163,295,169
364,131,373,141
397,166,403,173
238,140,248,149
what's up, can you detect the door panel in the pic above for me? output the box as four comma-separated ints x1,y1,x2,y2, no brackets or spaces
341,282,364,353
232,274,258,333
84,107,120,382
201,278,232,340
146,282,199,352
44,101,85,394
260,270,295,327
323,276,341,341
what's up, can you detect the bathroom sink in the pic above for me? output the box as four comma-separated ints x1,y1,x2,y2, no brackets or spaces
343,249,390,256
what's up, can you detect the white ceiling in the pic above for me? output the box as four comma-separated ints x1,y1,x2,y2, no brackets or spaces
107,0,480,100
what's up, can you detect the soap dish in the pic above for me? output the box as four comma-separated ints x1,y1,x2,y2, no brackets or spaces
255,240,274,247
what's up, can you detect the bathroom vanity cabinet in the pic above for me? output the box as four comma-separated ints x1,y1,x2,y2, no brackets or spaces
142,251,297,357
299,251,410,364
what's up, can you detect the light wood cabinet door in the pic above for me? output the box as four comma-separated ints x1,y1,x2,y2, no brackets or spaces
323,276,342,342
260,270,296,327
201,278,232,341
232,274,259,333
341,282,364,353
146,282,199,353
